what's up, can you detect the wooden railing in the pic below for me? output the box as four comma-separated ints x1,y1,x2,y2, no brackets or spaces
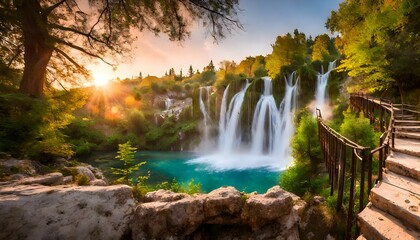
317,93,420,239
316,94,395,239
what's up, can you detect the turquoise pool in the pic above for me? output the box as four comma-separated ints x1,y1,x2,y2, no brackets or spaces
84,151,283,193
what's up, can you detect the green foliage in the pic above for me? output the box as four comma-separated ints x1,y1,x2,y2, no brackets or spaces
339,111,379,148
64,118,107,156
111,141,145,185
0,90,86,161
266,30,307,79
327,0,420,95
156,178,202,194
280,108,327,197
75,174,90,186
291,110,321,162
280,161,311,196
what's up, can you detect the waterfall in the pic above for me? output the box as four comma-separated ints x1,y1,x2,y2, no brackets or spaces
251,77,279,155
165,98,172,111
313,60,336,115
218,81,250,153
190,75,298,171
199,86,212,147
273,73,299,163
218,85,230,148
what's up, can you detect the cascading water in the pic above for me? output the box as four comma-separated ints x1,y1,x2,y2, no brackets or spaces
165,98,172,111
313,60,336,115
251,77,279,155
199,86,212,147
191,74,299,171
273,73,299,163
218,81,250,153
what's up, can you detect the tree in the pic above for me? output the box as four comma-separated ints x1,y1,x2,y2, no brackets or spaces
188,65,194,77
266,30,307,79
0,0,242,97
219,60,236,78
112,141,145,185
236,57,254,77
291,112,321,162
205,60,216,72
326,0,420,100
311,34,331,63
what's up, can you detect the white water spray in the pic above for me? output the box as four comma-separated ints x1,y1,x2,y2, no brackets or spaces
191,74,298,171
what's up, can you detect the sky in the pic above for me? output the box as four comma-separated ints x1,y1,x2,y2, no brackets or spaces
89,0,342,81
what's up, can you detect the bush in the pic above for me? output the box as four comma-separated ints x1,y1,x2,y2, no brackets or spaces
111,141,145,185
291,110,321,163
279,161,311,196
339,110,379,148
155,178,202,194
75,174,90,186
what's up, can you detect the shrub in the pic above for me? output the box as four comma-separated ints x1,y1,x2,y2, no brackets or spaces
279,161,311,196
339,111,379,148
291,110,321,163
75,174,90,186
111,141,145,185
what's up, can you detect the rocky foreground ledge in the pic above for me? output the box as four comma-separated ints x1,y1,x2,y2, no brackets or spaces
0,171,309,240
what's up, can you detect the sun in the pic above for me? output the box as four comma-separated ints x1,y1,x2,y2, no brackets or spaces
92,72,110,87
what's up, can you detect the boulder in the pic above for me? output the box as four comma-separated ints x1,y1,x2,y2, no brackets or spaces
90,179,107,186
143,189,188,202
73,166,96,181
132,186,302,239
202,186,243,224
0,159,38,176
0,184,134,240
132,197,204,239
20,172,64,186
241,186,294,230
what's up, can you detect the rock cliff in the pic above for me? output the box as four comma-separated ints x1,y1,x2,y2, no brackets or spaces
0,170,307,239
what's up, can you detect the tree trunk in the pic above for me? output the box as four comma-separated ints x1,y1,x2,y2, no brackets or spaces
17,0,53,97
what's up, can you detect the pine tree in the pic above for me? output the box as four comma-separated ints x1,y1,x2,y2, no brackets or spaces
188,65,194,77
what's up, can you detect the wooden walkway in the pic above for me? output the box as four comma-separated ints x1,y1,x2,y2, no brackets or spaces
317,94,420,239
356,100,420,240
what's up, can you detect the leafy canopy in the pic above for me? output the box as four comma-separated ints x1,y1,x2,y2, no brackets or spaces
0,0,243,96
326,0,420,95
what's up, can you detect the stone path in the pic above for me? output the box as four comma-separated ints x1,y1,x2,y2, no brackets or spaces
358,112,420,239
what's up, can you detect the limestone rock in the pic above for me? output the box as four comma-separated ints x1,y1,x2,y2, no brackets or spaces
143,189,188,202
73,166,96,181
0,159,38,176
132,197,204,239
62,175,73,184
202,186,243,224
241,186,293,230
20,172,64,186
90,179,107,186
0,184,134,240
132,186,301,240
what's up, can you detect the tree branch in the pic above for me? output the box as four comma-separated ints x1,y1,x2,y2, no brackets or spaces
7,45,23,67
54,38,114,66
53,46,87,73
188,0,242,28
49,23,114,49
43,0,66,16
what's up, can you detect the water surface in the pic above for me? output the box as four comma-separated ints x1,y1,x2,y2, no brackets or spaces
83,151,282,193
